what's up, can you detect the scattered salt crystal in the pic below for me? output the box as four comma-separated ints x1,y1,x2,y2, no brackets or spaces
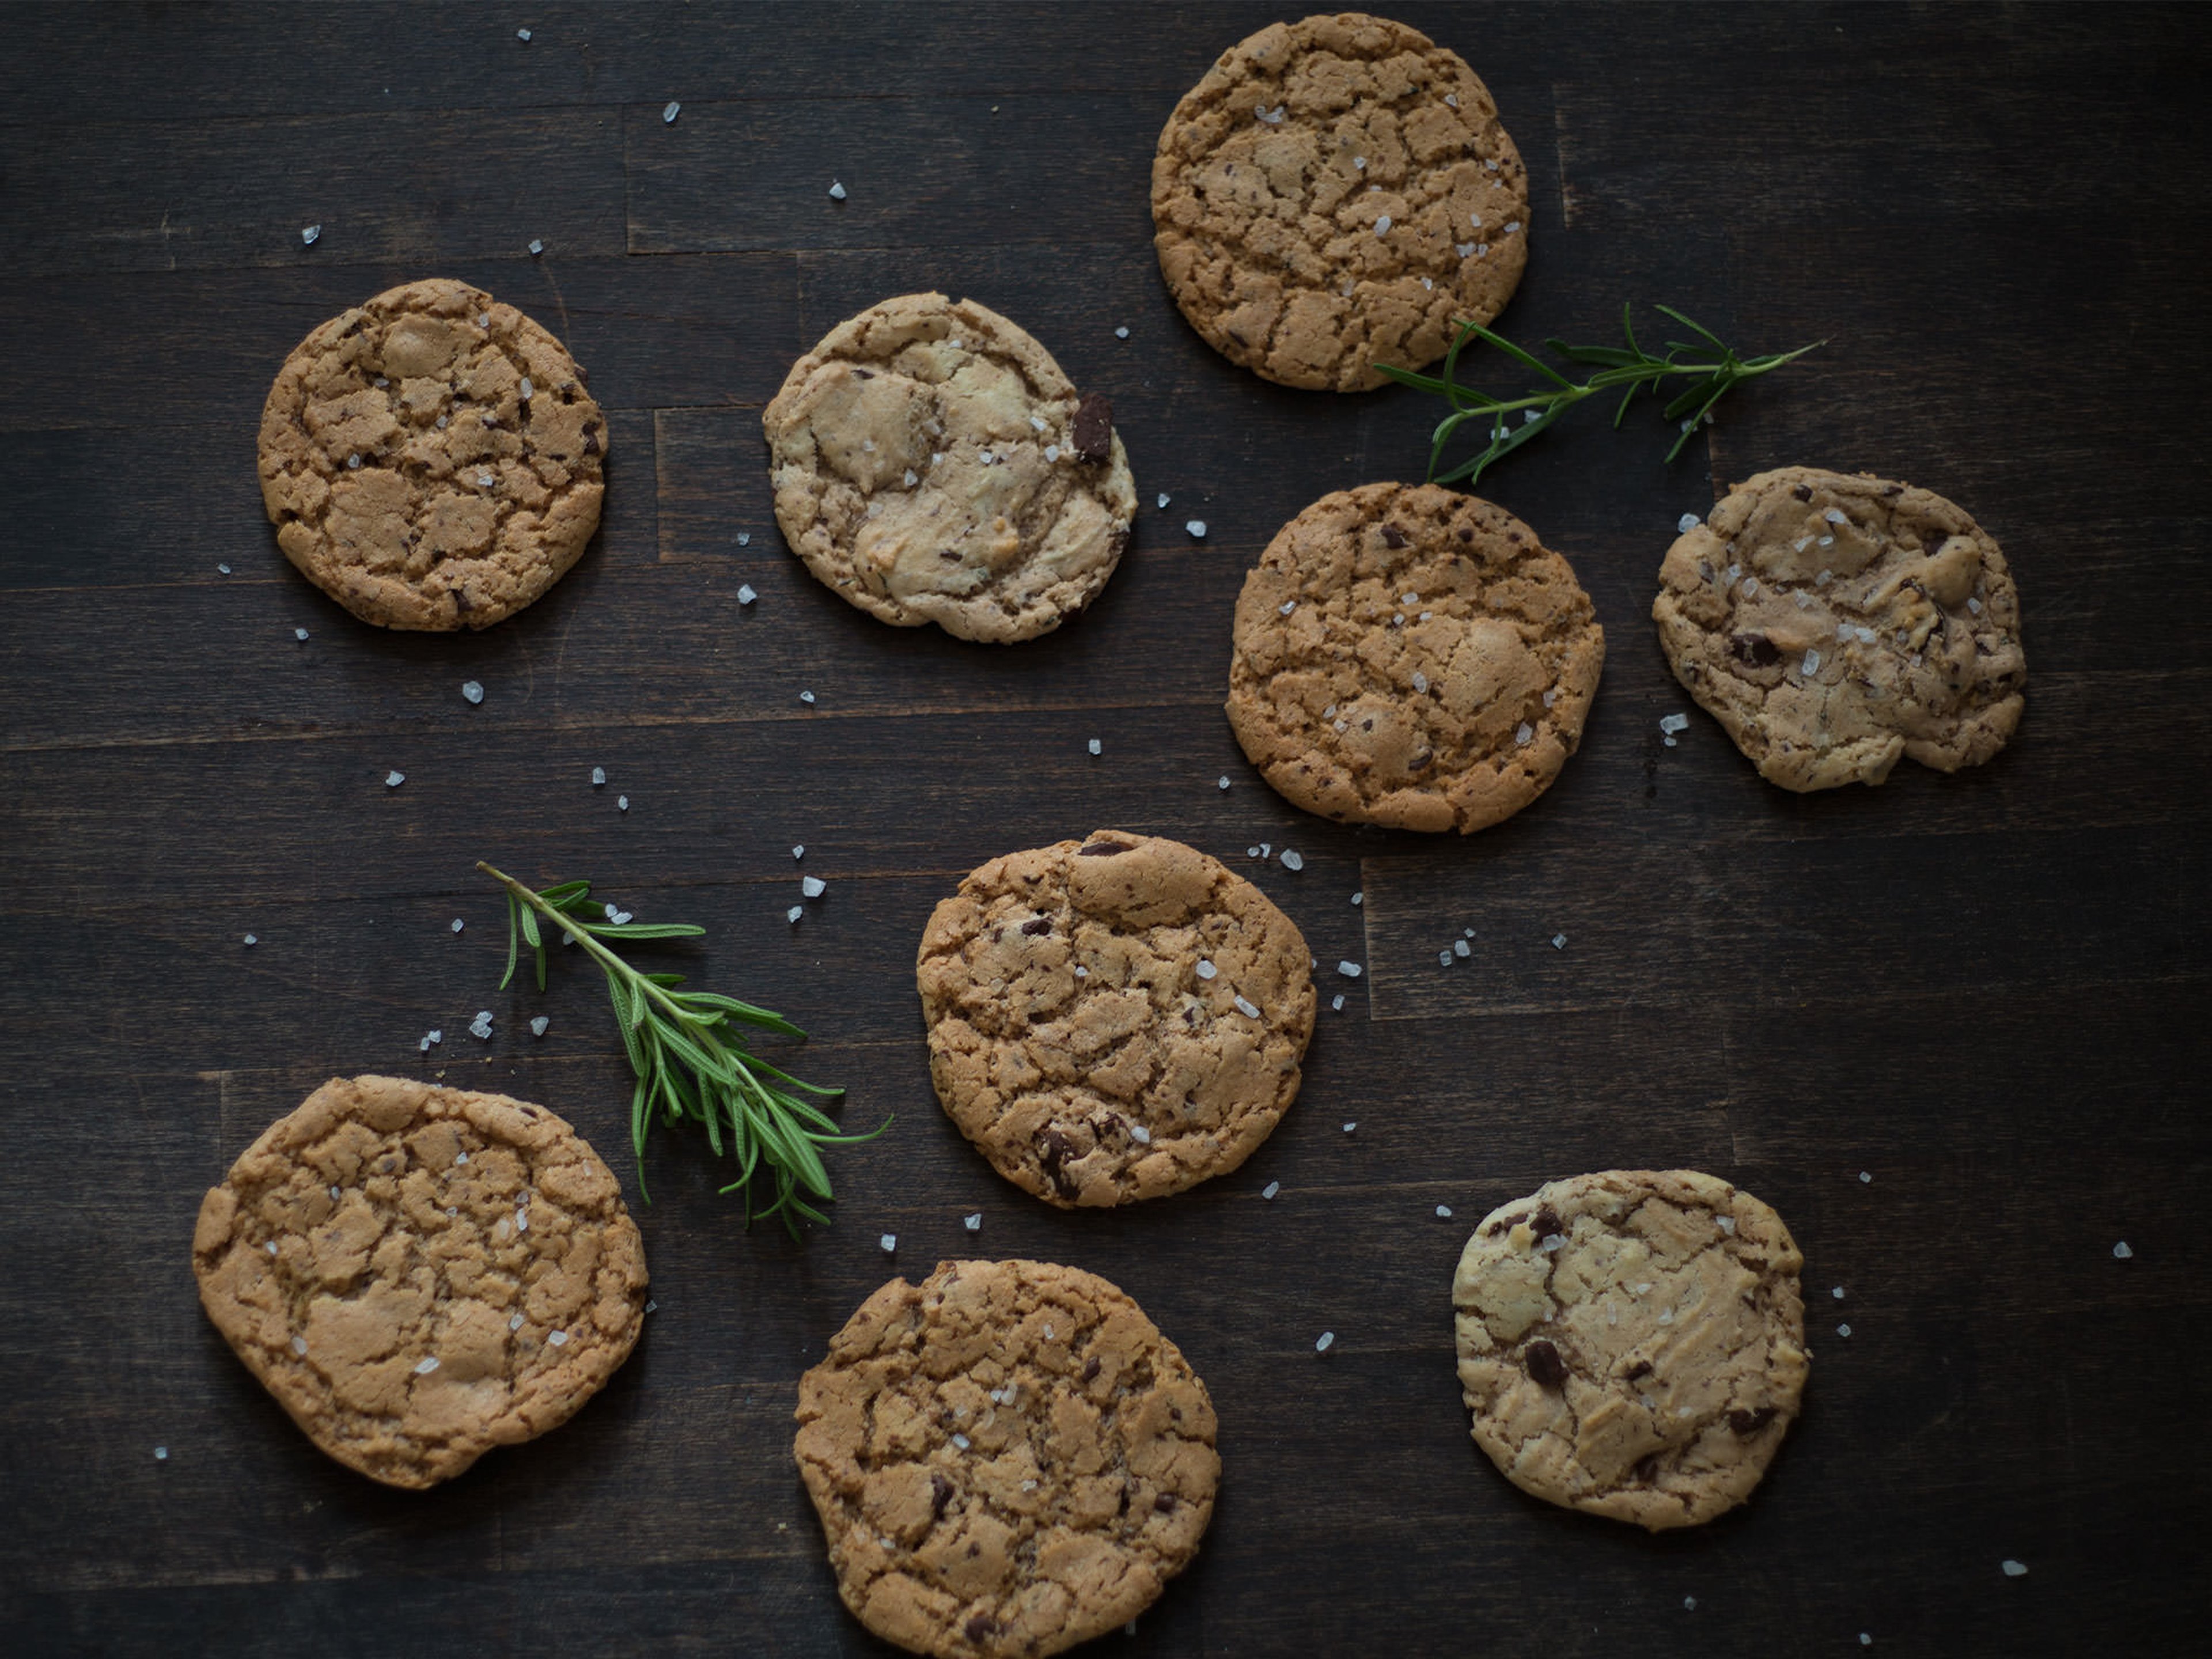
414,1357,440,1375
1412,671,1428,693
1331,994,1345,1011
1218,775,1231,790
800,690,816,704
1456,242,1475,257
1453,939,1469,958
517,27,532,41
1684,1597,1696,1611
964,1213,982,1232
1859,1171,1872,1183
1659,713,1690,735
1438,950,1452,967
737,531,751,547
478,472,495,487
510,1313,525,1331
1337,960,1362,978
1551,933,1567,949
1115,325,1130,339
461,680,484,704
879,1233,896,1253
2002,1560,2028,1577
547,1330,570,1347
1157,493,1171,509
801,876,826,899
590,766,607,786
1716,1216,1735,1234
1505,221,1521,233
1542,690,1556,707
217,563,231,574
301,224,321,246
266,1241,278,1255
1824,507,1847,524
1343,1122,1357,1133
2113,1241,2133,1259
1832,1286,1846,1300
1968,596,1984,615
1837,1323,1851,1338
295,627,310,641
787,906,804,925
1315,1331,1335,1353
1185,519,1207,539
617,794,629,811
1801,649,1822,675
1373,216,1392,237
469,1011,493,1039
448,917,465,934
1281,850,1304,872
1862,1637,1873,1647
244,933,258,946
1351,892,1363,906
662,100,680,123
346,452,362,471
1819,534,1834,547
1794,535,1815,552
737,584,756,604
1543,1234,1567,1253
528,238,544,256
951,1432,970,1450
529,1015,549,1037
1279,600,1297,615
1515,722,1533,745
385,770,405,787
1234,995,1261,1017
154,1446,168,1460
1678,513,1701,533
1130,1124,1152,1145
827,181,847,200
1087,737,1102,756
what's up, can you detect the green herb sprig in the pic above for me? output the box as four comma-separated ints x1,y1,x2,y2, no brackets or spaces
1377,304,1821,488
478,861,883,1231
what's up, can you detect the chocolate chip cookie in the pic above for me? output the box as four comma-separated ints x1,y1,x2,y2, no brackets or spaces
1226,482,1604,832
1452,1170,1808,1530
917,831,1315,1207
1152,13,1531,391
257,278,607,630
192,1075,648,1488
1654,466,2027,790
763,293,1137,643
794,1259,1219,1658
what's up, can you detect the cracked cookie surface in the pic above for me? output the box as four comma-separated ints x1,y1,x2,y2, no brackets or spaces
1453,1169,1807,1531
795,1259,1219,1659
764,293,1137,643
1152,12,1529,391
1655,465,2026,790
257,278,607,630
1226,482,1604,832
918,831,1314,1207
192,1074,648,1488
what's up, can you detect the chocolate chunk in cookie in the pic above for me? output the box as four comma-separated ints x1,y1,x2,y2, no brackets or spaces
918,831,1315,1207
257,278,607,630
1152,13,1531,391
763,293,1137,643
191,1075,648,1488
794,1259,1219,1658
1452,1170,1808,1530
1226,482,1604,833
1654,465,2027,790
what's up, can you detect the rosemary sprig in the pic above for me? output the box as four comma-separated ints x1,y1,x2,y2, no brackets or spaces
477,860,883,1232
1377,303,1822,488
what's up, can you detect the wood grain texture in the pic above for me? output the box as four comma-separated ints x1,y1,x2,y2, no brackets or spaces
2,5,2207,1657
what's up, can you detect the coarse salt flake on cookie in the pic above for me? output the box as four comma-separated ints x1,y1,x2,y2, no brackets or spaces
256,278,607,630
1152,13,1531,391
191,1074,647,1488
763,293,1137,643
1452,1169,1808,1530
918,831,1315,1207
794,1259,1219,1657
1226,482,1603,832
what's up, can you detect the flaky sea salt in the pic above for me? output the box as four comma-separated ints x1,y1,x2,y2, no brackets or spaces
1234,995,1260,1018
529,1016,550,1037
1435,1205,1453,1218
1315,1331,1335,1353
1185,520,1207,539
1331,994,1344,1012
1660,713,1690,734
547,1330,569,1347
461,680,484,704
879,1233,897,1253
294,627,310,641
1281,850,1304,872
1218,775,1231,790
964,1213,982,1232
737,584,756,605
1801,649,1822,675
1515,722,1533,745
787,905,804,925
301,224,321,246
617,794,630,811
662,101,681,124
1086,737,1102,756
827,181,847,200
2002,1560,2028,1577
414,1357,440,1375
800,876,826,900
1262,1181,1281,1200
385,770,405,787
1678,513,1701,533
2113,1241,2134,1259
1551,933,1567,949
528,238,544,256
1337,960,1362,978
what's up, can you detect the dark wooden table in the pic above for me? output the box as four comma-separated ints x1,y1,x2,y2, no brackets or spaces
4,5,2206,1654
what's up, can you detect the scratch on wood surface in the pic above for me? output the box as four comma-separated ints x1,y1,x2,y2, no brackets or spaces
1553,89,1576,229
533,257,571,344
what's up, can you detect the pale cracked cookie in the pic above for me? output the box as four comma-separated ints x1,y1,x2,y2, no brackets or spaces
794,1259,1219,1659
763,293,1137,643
1152,13,1530,391
257,278,607,630
918,831,1315,1207
192,1074,647,1488
1227,482,1604,833
1655,466,2027,790
1452,1170,1808,1531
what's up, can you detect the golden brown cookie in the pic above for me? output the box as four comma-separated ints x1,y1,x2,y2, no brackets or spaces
794,1259,1219,1658
1226,482,1604,832
1452,1170,1808,1531
191,1074,648,1488
917,831,1314,1207
1654,466,2027,790
257,278,607,630
1152,13,1531,391
763,293,1137,643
